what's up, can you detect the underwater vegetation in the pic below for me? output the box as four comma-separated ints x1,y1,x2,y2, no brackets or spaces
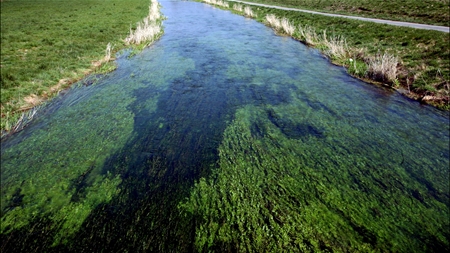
179,103,449,252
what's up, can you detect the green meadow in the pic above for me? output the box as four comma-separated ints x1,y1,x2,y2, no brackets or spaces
0,0,153,132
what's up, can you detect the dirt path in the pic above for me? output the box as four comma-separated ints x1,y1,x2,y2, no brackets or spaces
228,0,449,33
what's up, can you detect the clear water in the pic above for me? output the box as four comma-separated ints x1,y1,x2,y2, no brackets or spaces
1,1,449,252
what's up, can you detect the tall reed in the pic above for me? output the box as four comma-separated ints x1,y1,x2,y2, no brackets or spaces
266,15,294,35
205,0,229,8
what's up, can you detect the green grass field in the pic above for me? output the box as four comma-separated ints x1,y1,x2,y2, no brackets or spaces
0,0,153,131
237,0,450,26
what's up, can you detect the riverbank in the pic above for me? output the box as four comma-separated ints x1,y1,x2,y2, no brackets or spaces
0,0,164,135
201,0,449,110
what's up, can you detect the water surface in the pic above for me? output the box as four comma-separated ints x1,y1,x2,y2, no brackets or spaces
1,1,449,252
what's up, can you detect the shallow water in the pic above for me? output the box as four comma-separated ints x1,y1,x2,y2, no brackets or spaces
1,1,449,252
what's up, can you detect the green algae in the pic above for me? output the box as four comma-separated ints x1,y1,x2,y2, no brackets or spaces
180,104,449,252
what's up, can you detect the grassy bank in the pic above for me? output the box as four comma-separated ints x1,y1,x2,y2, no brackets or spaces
233,0,450,26
203,0,450,110
0,0,163,133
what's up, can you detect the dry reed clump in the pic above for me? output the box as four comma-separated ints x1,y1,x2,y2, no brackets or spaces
367,52,399,83
219,0,229,8
321,30,348,59
297,24,319,46
266,15,294,35
125,0,162,45
205,0,229,8
233,3,243,12
281,18,295,36
244,6,255,17
265,14,281,30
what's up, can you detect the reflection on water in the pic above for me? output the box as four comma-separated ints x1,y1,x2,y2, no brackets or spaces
1,1,449,251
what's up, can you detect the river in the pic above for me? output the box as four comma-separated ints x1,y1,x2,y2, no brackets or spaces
1,1,449,252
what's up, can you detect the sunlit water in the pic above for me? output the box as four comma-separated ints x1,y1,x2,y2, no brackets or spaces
1,1,449,252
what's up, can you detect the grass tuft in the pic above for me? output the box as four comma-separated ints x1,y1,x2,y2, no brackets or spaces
1,107,39,138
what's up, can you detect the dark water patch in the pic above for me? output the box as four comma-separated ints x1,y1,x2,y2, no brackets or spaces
1,187,25,214
0,217,57,252
267,108,324,139
250,120,266,138
69,165,96,203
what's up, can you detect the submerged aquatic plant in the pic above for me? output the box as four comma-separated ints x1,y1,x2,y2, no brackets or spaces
180,103,449,252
